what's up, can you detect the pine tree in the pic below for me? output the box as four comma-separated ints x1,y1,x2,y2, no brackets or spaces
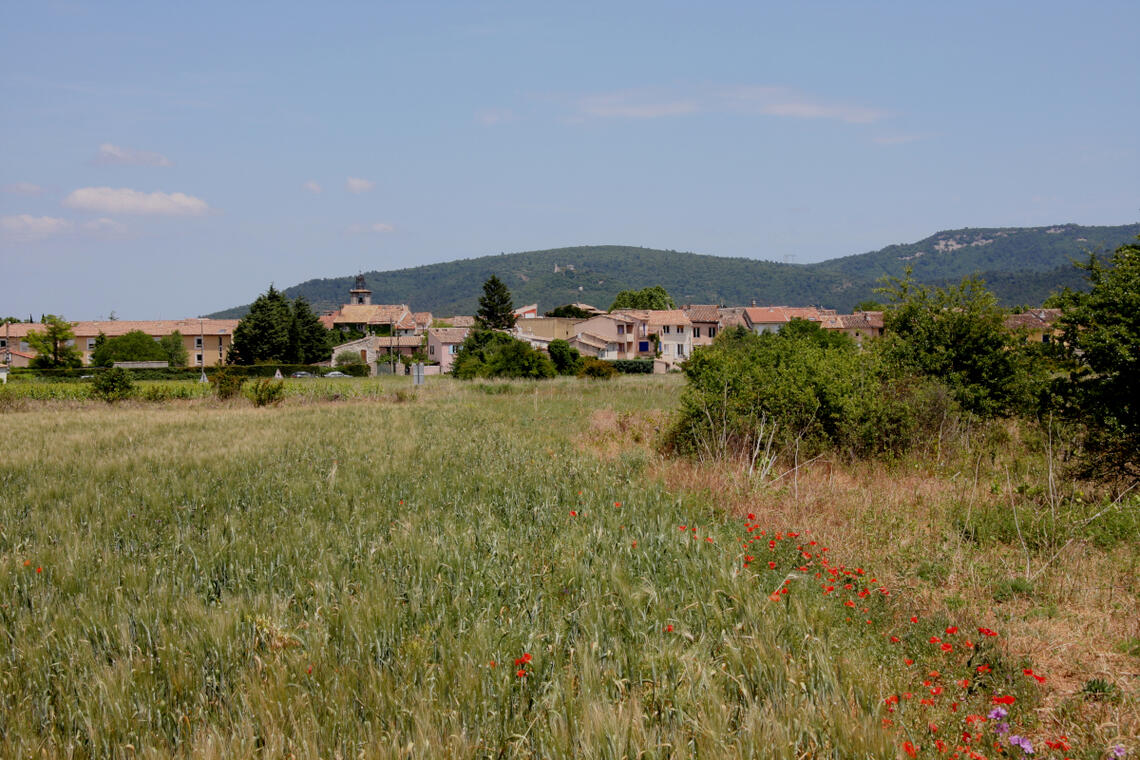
227,285,292,364
291,297,332,364
476,275,516,330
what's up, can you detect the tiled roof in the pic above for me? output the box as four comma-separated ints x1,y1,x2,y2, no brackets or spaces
683,305,721,323
428,327,469,343
613,309,691,326
1004,309,1062,331
412,311,433,327
839,314,872,330
743,306,842,328
2,319,239,339
718,307,748,328
570,302,604,314
440,316,475,327
572,332,612,349
333,304,410,326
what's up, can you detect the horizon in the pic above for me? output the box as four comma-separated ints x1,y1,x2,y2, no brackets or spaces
3,2,1138,320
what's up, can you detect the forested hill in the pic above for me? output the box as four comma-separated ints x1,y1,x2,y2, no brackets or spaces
207,223,1139,318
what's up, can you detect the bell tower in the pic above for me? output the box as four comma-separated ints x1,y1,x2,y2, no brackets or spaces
349,273,372,305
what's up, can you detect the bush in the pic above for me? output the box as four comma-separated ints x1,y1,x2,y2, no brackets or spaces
609,359,654,374
452,330,555,379
578,357,619,379
210,368,245,400
334,349,367,368
246,378,285,407
90,367,135,403
547,339,582,375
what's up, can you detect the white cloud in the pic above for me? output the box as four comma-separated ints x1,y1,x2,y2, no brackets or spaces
348,222,395,233
346,176,376,193
96,143,173,167
2,182,44,196
304,180,323,194
0,214,73,241
718,85,888,124
82,217,129,236
63,186,209,216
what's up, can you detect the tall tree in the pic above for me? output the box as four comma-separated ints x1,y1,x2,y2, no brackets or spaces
289,297,332,364
26,315,83,368
609,285,675,311
228,285,293,364
476,275,516,329
1054,239,1140,481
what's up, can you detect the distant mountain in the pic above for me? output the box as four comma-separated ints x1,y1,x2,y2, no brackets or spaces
207,223,1139,318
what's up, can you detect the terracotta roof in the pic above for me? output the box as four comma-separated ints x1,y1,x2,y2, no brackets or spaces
570,302,604,315
860,311,885,329
333,304,411,326
718,307,748,328
2,319,239,339
743,306,841,327
428,327,469,343
572,332,612,349
682,305,721,323
412,311,433,327
318,314,337,330
839,314,872,330
440,316,475,327
367,335,423,349
1004,309,1062,331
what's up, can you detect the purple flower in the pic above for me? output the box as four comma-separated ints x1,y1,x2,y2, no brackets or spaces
1008,735,1034,754
1110,746,1126,759
988,706,1008,721
994,722,1010,735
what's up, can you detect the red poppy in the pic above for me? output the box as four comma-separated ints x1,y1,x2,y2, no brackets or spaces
36,567,42,574
977,627,998,637
976,664,991,674
991,695,1015,705
945,626,958,635
910,616,919,623
517,669,527,678
569,510,577,516
903,740,918,758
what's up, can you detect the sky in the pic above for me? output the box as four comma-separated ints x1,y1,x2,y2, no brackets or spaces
2,1,1138,319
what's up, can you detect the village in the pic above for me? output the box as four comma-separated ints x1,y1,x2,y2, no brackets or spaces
1,273,1063,377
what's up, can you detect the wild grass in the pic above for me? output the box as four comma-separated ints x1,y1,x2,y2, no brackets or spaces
1,375,1135,758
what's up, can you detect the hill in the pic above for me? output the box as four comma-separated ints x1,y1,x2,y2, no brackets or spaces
207,223,1139,318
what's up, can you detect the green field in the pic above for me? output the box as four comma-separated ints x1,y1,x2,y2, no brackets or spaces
1,377,1135,758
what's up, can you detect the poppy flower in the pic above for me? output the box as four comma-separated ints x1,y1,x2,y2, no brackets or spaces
977,627,998,637
569,510,577,516
910,616,919,623
665,624,673,632
991,695,1015,705
36,567,42,574
517,669,527,678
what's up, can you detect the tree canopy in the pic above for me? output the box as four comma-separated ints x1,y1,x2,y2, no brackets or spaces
91,330,168,367
476,275,516,330
451,330,555,379
229,286,332,365
609,285,675,311
1054,238,1140,481
27,315,82,369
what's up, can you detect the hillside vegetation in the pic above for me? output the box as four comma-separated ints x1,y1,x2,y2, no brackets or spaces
207,223,1139,318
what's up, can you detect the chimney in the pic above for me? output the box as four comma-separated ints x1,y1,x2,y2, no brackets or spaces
751,299,756,307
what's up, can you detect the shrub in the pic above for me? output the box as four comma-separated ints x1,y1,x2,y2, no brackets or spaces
210,368,245,400
334,349,366,368
578,357,619,379
90,367,135,403
452,330,555,379
609,359,654,374
547,339,582,375
246,378,285,407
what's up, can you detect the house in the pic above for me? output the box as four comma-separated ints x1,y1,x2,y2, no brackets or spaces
513,317,580,343
742,306,840,334
426,327,469,373
838,311,884,345
513,303,539,320
1004,309,1062,343
331,334,425,375
325,275,420,336
682,305,722,347
636,310,693,365
718,307,748,331
1,318,239,367
571,313,643,359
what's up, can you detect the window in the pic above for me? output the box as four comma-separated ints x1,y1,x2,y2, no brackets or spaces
195,337,203,349
20,341,29,351
617,324,625,335
677,325,685,333
662,325,670,334
449,344,458,354
87,338,96,350
692,327,700,338
429,344,435,355
195,353,203,365
708,327,717,339
639,341,650,352
65,339,75,347
0,338,5,348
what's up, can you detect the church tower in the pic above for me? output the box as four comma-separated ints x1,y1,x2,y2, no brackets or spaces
349,273,372,305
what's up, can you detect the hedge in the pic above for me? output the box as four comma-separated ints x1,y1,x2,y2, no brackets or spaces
8,363,368,382
606,359,654,374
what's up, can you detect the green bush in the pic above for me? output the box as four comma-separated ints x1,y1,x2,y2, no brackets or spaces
452,330,555,379
609,359,654,374
578,357,619,379
210,368,245,400
334,349,367,368
90,367,135,403
547,339,582,375
246,378,285,407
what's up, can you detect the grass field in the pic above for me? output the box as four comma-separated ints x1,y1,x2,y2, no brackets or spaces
1,376,1135,758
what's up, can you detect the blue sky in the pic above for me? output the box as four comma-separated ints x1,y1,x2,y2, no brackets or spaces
2,1,1137,319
